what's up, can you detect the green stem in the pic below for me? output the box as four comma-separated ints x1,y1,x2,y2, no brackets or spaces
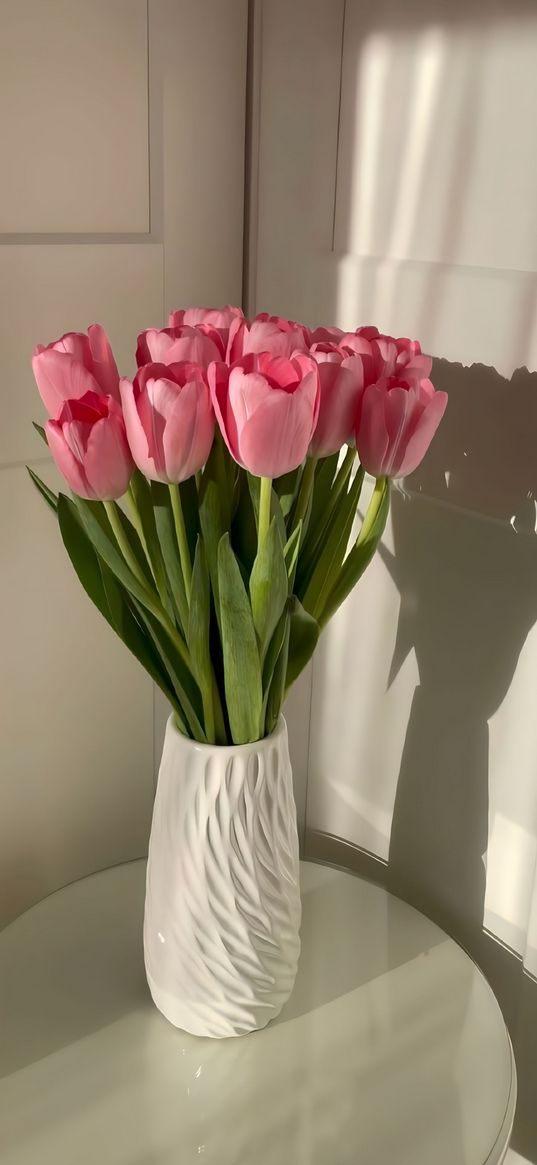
104,499,191,670
356,476,388,547
292,456,316,530
169,483,192,605
127,484,157,580
104,501,150,591
258,476,272,552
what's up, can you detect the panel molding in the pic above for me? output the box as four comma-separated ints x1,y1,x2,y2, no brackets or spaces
0,0,150,235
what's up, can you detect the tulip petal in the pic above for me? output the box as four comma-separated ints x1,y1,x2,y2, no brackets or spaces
163,379,214,481
84,415,133,500
209,362,242,464
143,329,176,364
374,337,398,374
32,350,100,417
383,386,415,476
242,321,302,358
396,390,448,478
257,354,298,388
229,369,276,432
162,331,221,367
239,372,319,477
88,323,120,399
169,305,243,329
356,384,390,476
137,377,179,477
136,330,153,367
226,316,245,362
311,359,363,457
401,352,433,381
46,419,92,498
54,332,91,364
120,377,157,478
309,325,344,344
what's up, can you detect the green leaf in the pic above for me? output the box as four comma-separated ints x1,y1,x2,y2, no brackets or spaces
150,482,189,632
304,452,339,542
284,520,302,585
27,467,58,513
230,471,258,575
57,494,185,723
218,533,263,744
249,517,288,661
188,538,215,742
32,421,48,446
73,497,193,685
297,448,355,585
261,602,290,730
265,613,291,736
114,499,155,586
205,433,233,522
300,466,365,619
129,471,174,618
99,562,188,735
320,478,390,627
199,466,227,623
73,497,157,612
131,597,206,741
285,597,320,690
274,468,300,518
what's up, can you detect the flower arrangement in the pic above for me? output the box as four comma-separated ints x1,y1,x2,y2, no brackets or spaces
29,307,447,746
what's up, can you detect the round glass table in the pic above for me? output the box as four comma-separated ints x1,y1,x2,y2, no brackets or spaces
0,859,516,1164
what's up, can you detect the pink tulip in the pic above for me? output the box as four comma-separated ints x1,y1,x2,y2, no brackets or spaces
32,324,120,417
355,375,448,479
46,392,133,500
168,306,244,363
136,325,223,369
340,327,431,385
227,312,309,363
168,305,244,330
120,361,214,483
309,344,366,457
307,325,345,345
373,334,432,383
336,327,381,384
209,351,320,478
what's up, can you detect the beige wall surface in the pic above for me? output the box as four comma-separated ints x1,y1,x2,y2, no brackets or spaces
252,2,537,1160
0,0,248,928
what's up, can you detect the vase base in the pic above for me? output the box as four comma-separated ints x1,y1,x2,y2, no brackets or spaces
145,970,290,1038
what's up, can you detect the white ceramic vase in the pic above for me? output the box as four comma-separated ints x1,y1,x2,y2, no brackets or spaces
144,714,301,1038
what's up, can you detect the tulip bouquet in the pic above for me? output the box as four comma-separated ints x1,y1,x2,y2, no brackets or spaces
29,308,447,747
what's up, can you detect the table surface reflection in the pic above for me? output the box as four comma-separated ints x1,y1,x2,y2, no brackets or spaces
0,859,516,1164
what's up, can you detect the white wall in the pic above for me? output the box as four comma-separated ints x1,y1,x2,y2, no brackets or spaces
0,0,248,928
251,1,537,1158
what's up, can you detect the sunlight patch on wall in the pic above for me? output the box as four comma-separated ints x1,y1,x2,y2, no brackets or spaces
344,32,392,257
486,618,537,961
307,490,419,858
485,813,537,956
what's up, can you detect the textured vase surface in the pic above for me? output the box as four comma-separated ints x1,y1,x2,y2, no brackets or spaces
144,715,301,1037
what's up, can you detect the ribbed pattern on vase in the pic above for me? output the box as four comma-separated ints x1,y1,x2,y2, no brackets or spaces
144,715,301,1038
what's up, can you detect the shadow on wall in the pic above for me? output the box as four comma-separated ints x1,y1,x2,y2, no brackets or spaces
384,359,537,1161
310,360,537,1160
386,359,537,937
